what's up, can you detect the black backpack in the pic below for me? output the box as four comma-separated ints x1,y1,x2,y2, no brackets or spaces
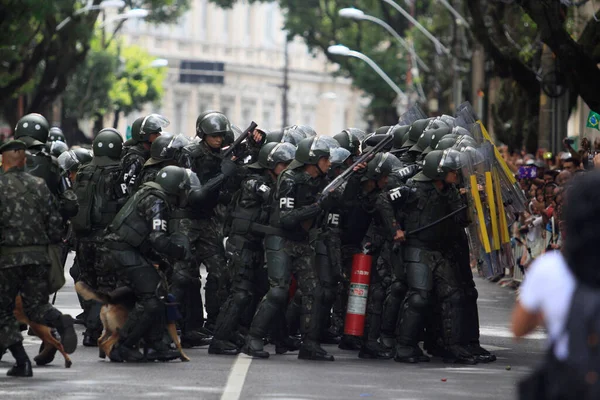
519,283,600,400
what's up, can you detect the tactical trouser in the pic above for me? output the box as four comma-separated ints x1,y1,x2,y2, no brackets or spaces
381,244,408,342
396,247,465,350
314,231,342,339
363,239,392,346
213,235,264,342
0,265,62,349
193,217,229,328
249,236,322,343
76,238,103,335
453,231,481,347
115,257,166,349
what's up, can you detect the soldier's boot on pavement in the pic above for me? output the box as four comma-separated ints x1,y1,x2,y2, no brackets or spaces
359,340,394,360
242,336,270,359
6,342,33,378
209,339,240,355
338,335,362,350
83,328,102,347
181,330,212,348
109,343,145,363
298,339,334,361
145,341,182,362
394,344,431,363
274,335,301,355
44,311,78,354
442,345,478,365
466,343,496,363
34,328,60,365
379,333,396,350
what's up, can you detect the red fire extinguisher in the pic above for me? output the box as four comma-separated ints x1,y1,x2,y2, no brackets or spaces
344,252,372,337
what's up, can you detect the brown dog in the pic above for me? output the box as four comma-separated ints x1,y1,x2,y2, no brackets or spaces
13,295,72,368
75,282,190,362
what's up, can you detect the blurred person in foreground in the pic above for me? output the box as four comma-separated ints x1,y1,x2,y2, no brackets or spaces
512,171,600,399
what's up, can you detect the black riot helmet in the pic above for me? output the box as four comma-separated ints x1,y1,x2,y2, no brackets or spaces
422,126,451,156
145,133,174,166
131,114,169,142
249,142,297,170
154,165,193,196
196,111,232,139
418,149,462,181
48,127,66,144
223,124,243,147
50,140,68,158
73,148,93,165
401,118,433,149
14,113,50,144
94,128,124,159
287,136,331,170
364,152,403,181
333,128,364,156
160,134,191,162
58,148,93,173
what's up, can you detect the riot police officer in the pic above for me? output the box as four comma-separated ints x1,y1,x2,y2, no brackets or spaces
70,129,129,346
104,166,192,362
136,133,184,189
393,149,473,364
243,136,334,361
209,142,296,355
48,127,67,144
121,114,168,192
14,113,78,220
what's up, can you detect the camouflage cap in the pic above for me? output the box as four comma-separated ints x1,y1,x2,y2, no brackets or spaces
0,140,27,153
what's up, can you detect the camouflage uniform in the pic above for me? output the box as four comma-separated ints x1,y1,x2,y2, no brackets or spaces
0,167,65,350
121,142,150,192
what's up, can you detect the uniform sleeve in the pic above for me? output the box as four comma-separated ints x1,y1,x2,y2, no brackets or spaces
448,186,469,227
278,176,321,230
123,154,145,190
243,177,271,203
375,192,400,239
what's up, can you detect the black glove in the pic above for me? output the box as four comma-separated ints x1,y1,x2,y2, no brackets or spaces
317,193,336,210
221,157,238,178
168,233,191,260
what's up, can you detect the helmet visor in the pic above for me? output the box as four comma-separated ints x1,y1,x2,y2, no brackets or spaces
162,134,191,157
57,150,80,172
329,147,351,165
141,113,170,134
438,149,462,172
270,142,296,164
185,169,201,190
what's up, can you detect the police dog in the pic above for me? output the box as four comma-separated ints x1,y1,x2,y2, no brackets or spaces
75,282,190,362
13,295,73,368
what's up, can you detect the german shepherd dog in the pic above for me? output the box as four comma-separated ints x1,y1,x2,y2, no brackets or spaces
13,295,73,368
75,282,190,362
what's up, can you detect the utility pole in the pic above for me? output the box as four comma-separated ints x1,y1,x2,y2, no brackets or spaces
281,37,290,130
452,0,463,111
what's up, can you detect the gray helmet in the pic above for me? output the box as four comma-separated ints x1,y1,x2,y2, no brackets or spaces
329,147,352,167
333,128,364,156
288,136,331,170
146,134,174,166
401,118,433,149
364,152,403,181
48,127,66,144
419,149,461,181
131,114,169,142
422,126,451,155
50,140,68,158
250,142,297,169
196,111,232,139
94,128,124,159
14,113,50,144
155,165,192,196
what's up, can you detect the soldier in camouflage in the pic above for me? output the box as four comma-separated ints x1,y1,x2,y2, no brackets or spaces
0,140,78,377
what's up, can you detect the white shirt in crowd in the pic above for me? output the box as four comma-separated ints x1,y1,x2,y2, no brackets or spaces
519,251,576,360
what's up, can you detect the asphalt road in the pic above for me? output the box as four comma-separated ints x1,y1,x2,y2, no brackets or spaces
0,254,546,400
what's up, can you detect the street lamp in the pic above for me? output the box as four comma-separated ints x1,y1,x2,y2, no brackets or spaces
338,8,430,73
327,45,407,103
56,0,126,31
99,8,150,28
382,0,450,55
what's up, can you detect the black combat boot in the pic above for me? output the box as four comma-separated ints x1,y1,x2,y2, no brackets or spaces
379,333,396,350
83,328,101,347
45,312,77,354
181,330,212,348
241,336,270,359
298,339,334,361
109,343,145,363
466,343,496,363
359,341,394,360
146,342,182,362
338,334,362,350
442,345,478,365
7,342,33,377
275,336,301,355
208,339,240,356
34,329,60,365
394,345,431,363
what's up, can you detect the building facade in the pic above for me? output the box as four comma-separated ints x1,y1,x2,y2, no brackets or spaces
117,0,368,137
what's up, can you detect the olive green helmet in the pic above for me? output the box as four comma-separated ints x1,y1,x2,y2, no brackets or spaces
155,165,192,196
196,111,232,139
50,141,68,158
145,133,174,166
364,152,403,181
249,142,297,169
94,128,124,159
333,128,365,156
401,118,433,149
410,131,435,154
422,126,451,155
287,136,331,170
131,114,169,142
48,127,66,144
417,149,462,181
14,113,50,144
435,135,460,151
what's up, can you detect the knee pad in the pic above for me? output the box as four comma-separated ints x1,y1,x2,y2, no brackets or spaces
268,286,290,307
390,281,408,299
406,290,429,312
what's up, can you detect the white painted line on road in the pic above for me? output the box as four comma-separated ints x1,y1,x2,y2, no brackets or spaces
220,355,252,400
480,326,546,340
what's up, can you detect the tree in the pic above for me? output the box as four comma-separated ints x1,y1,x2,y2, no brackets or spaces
62,33,167,141
0,0,189,128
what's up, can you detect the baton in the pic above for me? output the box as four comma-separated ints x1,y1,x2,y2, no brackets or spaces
222,121,258,158
406,205,468,237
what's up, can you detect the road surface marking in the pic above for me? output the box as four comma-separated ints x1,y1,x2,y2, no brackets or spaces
220,354,252,400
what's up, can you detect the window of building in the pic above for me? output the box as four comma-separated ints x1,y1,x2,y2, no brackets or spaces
223,9,230,43
200,0,208,41
264,3,275,46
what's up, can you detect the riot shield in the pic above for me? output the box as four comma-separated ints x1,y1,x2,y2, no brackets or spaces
398,104,427,125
